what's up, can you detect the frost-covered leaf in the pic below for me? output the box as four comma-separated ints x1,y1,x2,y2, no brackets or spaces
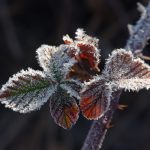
80,77,111,120
64,29,100,71
115,78,150,91
48,44,77,81
104,49,150,91
60,79,82,100
63,28,101,80
75,29,100,71
0,68,56,113
50,86,79,129
36,45,57,71
36,44,77,81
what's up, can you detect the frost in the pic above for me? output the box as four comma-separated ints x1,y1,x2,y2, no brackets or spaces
48,44,77,81
63,34,73,44
36,45,57,71
80,77,112,120
36,44,77,81
75,28,99,48
0,68,56,113
50,87,79,129
104,49,150,91
81,49,150,120
115,78,150,91
1,28,150,129
63,28,101,72
60,79,81,100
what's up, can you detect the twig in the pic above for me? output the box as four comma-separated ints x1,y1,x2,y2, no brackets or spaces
126,2,150,51
82,1,150,150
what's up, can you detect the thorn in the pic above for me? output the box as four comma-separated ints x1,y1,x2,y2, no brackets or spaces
70,68,75,72
137,2,146,16
135,49,142,55
117,104,128,110
139,54,150,61
127,24,134,35
106,122,114,129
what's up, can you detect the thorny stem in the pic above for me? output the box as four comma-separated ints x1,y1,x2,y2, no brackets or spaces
82,1,150,150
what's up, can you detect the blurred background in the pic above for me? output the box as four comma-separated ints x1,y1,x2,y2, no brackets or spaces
0,0,150,149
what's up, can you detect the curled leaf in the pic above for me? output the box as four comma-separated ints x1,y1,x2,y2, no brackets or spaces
36,45,57,71
75,29,100,71
36,44,77,81
48,44,77,81
63,28,101,81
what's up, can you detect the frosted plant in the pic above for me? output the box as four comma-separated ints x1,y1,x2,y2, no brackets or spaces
80,49,150,120
0,68,55,113
0,29,100,129
0,29,150,130
0,42,82,129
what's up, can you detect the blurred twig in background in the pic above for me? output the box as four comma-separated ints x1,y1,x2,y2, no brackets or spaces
0,0,24,61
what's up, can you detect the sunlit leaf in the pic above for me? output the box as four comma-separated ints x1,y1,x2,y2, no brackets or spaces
80,77,111,120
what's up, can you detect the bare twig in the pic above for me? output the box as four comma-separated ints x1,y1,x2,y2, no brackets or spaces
126,2,150,51
82,1,150,150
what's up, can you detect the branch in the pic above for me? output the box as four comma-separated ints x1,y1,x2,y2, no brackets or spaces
126,2,150,51
82,2,150,150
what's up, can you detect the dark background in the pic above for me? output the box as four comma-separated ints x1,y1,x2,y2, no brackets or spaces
0,0,150,150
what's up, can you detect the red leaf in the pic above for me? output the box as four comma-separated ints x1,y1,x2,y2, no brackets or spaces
63,29,100,74
50,88,79,129
77,43,100,71
80,97,102,120
80,78,111,120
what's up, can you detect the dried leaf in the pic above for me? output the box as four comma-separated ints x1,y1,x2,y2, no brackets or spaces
80,77,111,120
50,87,79,129
0,68,56,113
